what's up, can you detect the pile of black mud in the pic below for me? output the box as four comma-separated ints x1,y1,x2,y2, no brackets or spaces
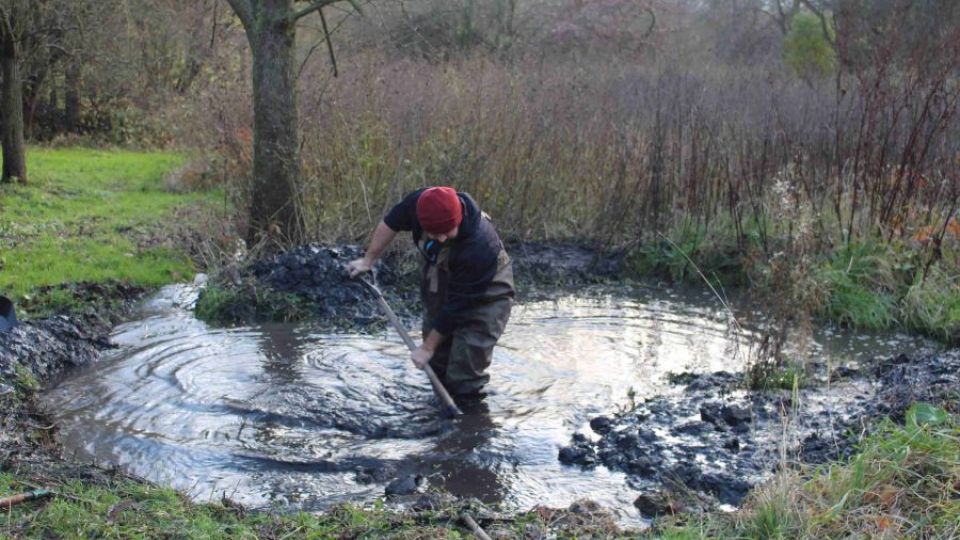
559,349,960,518
0,313,118,472
871,350,960,420
201,241,625,327
0,281,145,390
0,315,116,394
249,244,405,323
505,241,623,298
197,244,417,327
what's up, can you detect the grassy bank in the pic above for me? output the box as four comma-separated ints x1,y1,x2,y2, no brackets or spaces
0,147,221,318
0,470,479,538
0,471,469,538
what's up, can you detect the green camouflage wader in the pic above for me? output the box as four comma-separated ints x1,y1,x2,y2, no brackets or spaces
419,227,514,396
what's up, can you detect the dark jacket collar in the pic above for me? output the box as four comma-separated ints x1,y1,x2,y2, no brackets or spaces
456,192,481,239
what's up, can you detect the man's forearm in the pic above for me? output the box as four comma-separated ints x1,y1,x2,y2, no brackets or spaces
364,221,397,264
422,329,445,351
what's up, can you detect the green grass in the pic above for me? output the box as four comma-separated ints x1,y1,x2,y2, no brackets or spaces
810,242,899,330
0,147,218,317
0,471,631,539
803,242,960,342
900,264,960,343
747,360,808,392
0,472,465,539
194,280,313,324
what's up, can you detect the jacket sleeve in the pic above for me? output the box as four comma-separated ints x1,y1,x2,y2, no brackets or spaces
383,189,424,232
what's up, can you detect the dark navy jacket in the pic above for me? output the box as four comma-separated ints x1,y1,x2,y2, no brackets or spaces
383,189,514,334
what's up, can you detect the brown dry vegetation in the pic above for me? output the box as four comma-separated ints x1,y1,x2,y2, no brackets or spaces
172,2,960,256
159,1,960,345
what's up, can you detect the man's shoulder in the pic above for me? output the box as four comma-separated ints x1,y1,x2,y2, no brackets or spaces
454,218,501,258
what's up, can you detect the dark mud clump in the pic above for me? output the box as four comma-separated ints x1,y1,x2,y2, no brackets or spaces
196,244,419,328
558,350,959,516
506,241,623,298
251,245,410,302
0,311,119,479
199,241,626,328
872,351,960,419
249,244,392,324
0,315,117,393
1,280,144,394
1,282,132,468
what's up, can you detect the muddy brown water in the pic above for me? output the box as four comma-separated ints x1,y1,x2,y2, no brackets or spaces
41,282,931,524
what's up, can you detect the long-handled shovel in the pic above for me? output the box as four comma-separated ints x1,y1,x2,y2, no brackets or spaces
356,277,463,417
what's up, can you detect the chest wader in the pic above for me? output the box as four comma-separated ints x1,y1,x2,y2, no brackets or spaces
419,238,514,397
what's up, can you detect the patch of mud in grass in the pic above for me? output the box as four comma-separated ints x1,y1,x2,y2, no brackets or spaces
558,350,960,519
0,288,121,471
871,350,960,419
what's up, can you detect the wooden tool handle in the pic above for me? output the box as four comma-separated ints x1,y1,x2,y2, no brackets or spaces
373,292,463,417
461,512,493,540
0,489,52,508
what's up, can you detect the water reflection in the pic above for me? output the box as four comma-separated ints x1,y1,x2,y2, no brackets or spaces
428,398,504,503
259,324,308,383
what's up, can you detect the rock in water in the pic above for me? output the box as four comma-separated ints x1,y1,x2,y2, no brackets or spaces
385,474,423,496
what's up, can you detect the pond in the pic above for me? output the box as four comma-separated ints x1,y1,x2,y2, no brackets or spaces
42,282,929,524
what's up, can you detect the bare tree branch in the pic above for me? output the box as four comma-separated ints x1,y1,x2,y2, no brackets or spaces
297,2,355,79
774,0,789,33
641,7,656,40
225,0,253,28
290,0,342,22
345,0,364,16
42,42,68,55
318,7,337,77
799,0,835,47
0,5,16,43
209,0,219,48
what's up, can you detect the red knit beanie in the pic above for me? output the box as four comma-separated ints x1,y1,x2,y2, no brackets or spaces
416,187,463,235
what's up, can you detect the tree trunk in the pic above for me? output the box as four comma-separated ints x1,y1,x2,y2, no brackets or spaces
1,32,26,184
65,59,81,132
245,2,304,245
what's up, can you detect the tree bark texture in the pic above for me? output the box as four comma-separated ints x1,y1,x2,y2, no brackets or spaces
65,59,81,133
239,0,305,246
1,29,26,184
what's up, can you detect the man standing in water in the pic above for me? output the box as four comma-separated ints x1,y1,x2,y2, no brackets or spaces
347,187,514,399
